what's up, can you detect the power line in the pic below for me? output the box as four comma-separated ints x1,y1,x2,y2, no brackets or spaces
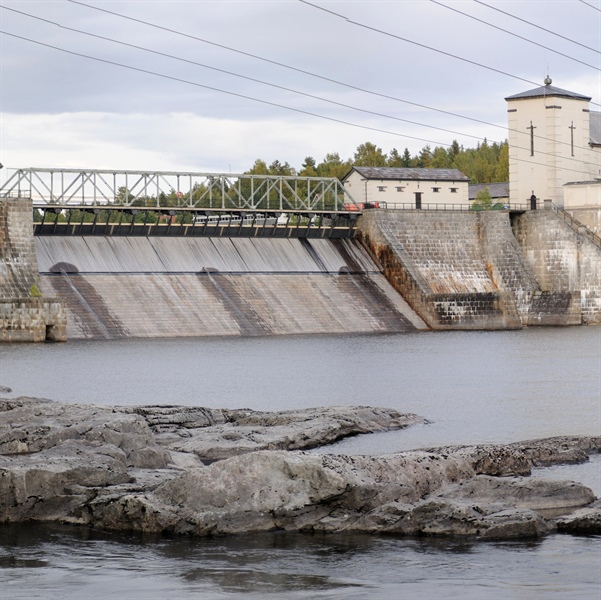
579,0,601,13
2,30,597,179
300,0,601,109
63,0,599,153
299,0,543,84
431,0,600,70
0,5,484,143
0,30,455,149
475,0,601,56
64,0,518,132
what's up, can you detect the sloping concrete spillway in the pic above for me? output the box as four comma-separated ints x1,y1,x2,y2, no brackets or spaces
36,237,426,339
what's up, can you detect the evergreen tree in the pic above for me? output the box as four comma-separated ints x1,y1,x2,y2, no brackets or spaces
353,142,387,167
430,146,451,168
401,148,412,167
388,148,404,167
416,145,433,168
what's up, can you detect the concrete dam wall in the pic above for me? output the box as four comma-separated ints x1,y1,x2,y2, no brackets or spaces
36,236,427,339
3,196,599,341
357,210,588,329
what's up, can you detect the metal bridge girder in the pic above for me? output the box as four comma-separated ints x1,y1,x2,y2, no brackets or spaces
0,168,360,211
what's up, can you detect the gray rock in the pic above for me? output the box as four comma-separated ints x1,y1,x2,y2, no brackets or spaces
0,397,171,468
131,405,426,461
0,440,131,523
438,475,595,511
556,499,601,535
508,436,601,466
0,397,598,541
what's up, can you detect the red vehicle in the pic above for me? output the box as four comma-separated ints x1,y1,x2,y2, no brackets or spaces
344,202,380,211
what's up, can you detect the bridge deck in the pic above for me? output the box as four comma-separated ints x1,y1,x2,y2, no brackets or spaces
33,206,360,239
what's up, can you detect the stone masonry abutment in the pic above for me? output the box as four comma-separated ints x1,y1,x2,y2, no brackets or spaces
357,210,594,329
0,197,66,341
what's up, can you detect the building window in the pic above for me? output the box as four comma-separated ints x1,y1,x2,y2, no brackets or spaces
377,186,387,192
450,188,458,193
396,186,405,192
432,187,440,193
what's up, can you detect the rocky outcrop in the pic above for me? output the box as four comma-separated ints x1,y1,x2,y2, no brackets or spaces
0,397,599,539
125,404,427,461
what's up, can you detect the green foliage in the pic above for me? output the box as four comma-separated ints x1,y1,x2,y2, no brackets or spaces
29,284,42,298
316,153,353,180
236,139,509,189
353,142,387,167
470,187,493,211
387,148,403,167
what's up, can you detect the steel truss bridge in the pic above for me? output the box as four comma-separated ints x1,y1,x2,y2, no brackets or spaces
0,168,362,238
0,168,359,211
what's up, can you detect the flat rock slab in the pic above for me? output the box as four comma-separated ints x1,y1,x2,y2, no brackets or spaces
149,405,427,460
0,397,599,539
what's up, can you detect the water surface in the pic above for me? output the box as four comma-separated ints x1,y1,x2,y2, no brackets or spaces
1,327,600,599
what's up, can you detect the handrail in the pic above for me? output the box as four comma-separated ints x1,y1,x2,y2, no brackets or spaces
549,202,601,248
378,201,530,212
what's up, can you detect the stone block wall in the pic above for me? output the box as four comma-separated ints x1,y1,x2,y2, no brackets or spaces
567,208,601,236
0,298,67,342
477,212,540,323
357,211,522,330
357,210,593,329
0,197,67,341
512,210,601,324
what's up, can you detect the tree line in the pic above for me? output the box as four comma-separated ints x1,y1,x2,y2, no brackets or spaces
246,139,509,184
34,138,508,220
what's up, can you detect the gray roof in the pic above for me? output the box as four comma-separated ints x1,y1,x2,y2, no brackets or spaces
345,167,469,182
590,111,601,145
505,84,591,102
468,182,509,201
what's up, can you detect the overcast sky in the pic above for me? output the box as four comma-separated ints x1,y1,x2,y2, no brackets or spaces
1,0,600,177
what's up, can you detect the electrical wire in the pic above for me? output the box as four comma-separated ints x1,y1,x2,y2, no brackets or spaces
62,0,598,153
2,29,598,179
0,5,484,143
0,30,455,149
298,0,544,84
299,0,601,110
431,0,600,70
579,0,601,14
64,0,526,132
474,0,601,56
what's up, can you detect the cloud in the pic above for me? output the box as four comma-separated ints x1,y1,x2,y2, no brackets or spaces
1,0,599,174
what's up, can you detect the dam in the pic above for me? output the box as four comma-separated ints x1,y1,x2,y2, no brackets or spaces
1,168,600,341
34,235,426,339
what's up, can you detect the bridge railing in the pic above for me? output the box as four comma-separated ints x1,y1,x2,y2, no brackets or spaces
377,201,532,212
549,202,601,248
0,168,360,212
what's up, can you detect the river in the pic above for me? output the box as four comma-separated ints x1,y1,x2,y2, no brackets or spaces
1,327,600,599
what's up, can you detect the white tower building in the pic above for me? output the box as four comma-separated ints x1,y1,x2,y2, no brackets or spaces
506,78,600,207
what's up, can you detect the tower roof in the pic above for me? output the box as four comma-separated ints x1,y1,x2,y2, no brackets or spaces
505,84,591,102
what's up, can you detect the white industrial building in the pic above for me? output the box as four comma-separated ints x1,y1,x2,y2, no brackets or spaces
342,167,470,209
